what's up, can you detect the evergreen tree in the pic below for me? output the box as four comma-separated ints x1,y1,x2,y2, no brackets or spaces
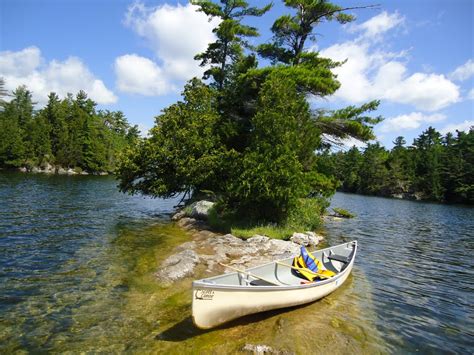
413,126,444,200
0,86,34,167
117,0,383,227
192,0,272,91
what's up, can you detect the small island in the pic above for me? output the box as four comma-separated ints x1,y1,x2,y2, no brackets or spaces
1,0,472,353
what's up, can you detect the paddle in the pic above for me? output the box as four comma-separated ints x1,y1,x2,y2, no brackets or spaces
219,263,281,286
275,261,332,280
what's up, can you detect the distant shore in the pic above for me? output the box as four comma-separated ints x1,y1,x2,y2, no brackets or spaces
1,164,109,176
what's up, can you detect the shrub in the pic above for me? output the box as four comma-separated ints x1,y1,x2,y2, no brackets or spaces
333,207,355,218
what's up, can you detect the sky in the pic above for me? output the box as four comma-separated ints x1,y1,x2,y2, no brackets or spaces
1,0,473,148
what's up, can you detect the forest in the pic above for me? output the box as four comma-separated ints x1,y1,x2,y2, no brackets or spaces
0,80,139,174
318,126,474,204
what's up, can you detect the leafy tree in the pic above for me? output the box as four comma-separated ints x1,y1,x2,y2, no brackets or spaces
117,79,226,198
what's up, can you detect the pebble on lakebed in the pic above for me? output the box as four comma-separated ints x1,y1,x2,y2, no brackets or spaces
156,201,324,284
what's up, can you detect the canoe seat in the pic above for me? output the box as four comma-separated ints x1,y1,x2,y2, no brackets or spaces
249,279,276,286
328,254,350,264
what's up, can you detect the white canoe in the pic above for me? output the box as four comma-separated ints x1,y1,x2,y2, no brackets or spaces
192,240,357,329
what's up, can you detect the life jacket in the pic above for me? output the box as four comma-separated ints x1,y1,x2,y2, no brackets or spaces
292,246,336,281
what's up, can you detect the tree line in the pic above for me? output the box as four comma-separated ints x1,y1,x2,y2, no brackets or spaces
0,79,139,174
318,126,474,204
117,0,381,229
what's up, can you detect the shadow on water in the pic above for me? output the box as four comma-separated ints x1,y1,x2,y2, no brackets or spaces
156,303,311,342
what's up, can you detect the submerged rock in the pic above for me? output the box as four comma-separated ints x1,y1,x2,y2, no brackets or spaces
242,343,293,355
156,249,200,284
242,344,275,354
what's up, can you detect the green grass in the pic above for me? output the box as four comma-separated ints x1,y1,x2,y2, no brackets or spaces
333,207,356,218
207,197,326,240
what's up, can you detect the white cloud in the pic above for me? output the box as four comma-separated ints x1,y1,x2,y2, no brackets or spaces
349,11,404,40
117,2,219,95
0,46,41,77
439,120,474,135
0,46,117,105
379,112,446,133
320,12,460,111
115,54,171,95
449,59,474,81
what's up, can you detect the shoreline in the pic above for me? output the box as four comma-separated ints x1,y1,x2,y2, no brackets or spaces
155,201,326,285
1,165,110,176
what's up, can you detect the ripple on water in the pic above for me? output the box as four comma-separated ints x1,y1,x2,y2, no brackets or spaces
1,174,473,353
325,192,474,353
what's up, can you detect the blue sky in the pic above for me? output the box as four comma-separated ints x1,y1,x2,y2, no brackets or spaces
1,0,473,148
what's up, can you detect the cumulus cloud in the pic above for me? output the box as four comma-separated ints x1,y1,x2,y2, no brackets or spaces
449,59,474,81
320,12,460,111
349,11,404,39
116,2,219,95
115,54,171,95
379,112,446,133
439,120,474,135
0,46,117,105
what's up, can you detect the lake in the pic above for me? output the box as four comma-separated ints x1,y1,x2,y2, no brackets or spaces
1,172,473,353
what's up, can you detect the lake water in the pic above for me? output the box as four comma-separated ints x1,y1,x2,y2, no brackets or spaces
0,172,473,353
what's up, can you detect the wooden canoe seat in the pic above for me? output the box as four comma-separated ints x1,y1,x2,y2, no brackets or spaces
328,254,350,264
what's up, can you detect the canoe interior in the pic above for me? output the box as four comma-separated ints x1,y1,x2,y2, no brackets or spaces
195,241,356,288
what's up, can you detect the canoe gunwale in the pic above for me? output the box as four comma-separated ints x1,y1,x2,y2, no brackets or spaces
193,241,357,292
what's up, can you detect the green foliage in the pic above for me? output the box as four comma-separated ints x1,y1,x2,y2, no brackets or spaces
117,79,226,197
207,197,327,240
320,126,474,204
192,0,272,90
332,208,355,218
285,198,328,230
224,74,317,220
117,0,383,228
257,0,374,65
0,81,138,173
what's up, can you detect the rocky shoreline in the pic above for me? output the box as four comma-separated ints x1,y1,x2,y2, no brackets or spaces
14,163,108,175
155,201,324,285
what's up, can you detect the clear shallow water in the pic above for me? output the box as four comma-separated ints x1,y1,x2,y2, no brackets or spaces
325,193,474,353
0,173,472,353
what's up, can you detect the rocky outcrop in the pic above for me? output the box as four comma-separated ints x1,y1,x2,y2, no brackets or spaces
290,232,323,247
17,164,106,175
188,200,215,220
156,216,324,283
172,200,215,221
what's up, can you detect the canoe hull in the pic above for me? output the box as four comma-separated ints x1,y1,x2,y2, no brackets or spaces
192,259,354,329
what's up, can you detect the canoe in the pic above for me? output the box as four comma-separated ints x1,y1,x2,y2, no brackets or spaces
192,240,357,329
